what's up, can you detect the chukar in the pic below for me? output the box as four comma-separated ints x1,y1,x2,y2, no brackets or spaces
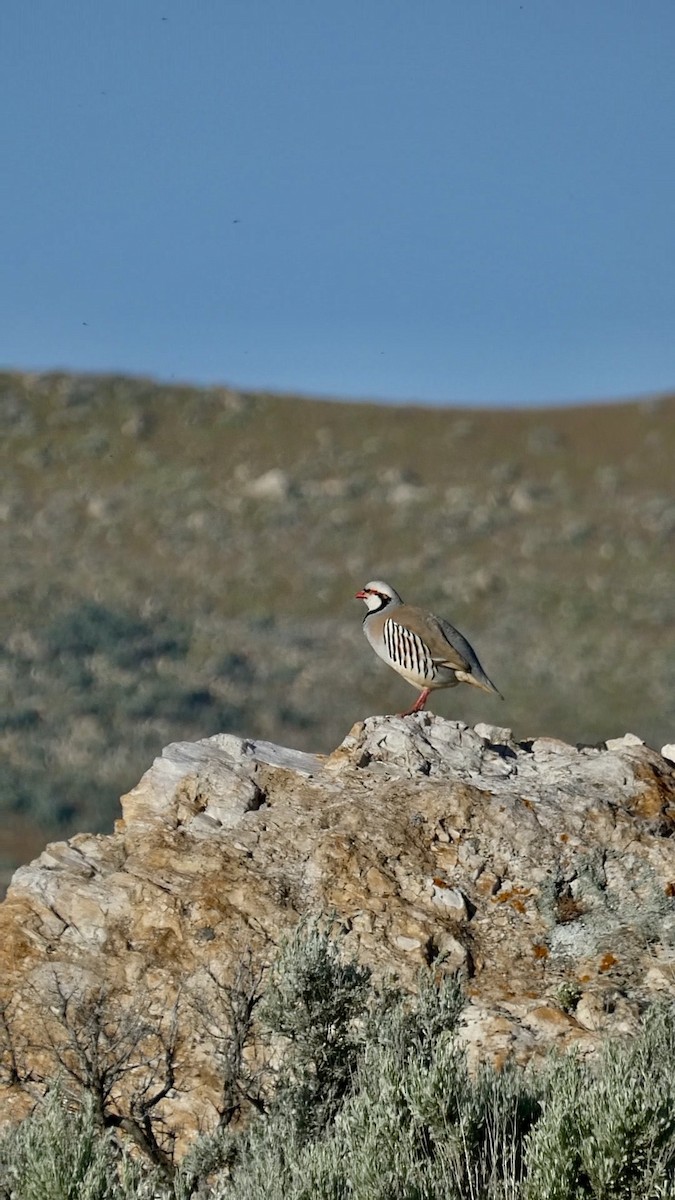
355,580,502,715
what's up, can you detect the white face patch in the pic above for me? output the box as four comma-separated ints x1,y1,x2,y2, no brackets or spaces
363,591,387,612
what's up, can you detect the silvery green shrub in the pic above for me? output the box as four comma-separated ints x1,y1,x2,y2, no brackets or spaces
0,1083,116,1200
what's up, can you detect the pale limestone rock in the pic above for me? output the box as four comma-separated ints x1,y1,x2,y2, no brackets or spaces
0,714,674,1151
605,732,644,750
243,468,290,500
429,882,468,920
474,723,514,744
120,738,265,835
509,483,538,513
388,482,427,505
394,935,423,952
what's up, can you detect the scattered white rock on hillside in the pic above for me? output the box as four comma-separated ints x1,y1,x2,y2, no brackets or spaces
243,467,291,500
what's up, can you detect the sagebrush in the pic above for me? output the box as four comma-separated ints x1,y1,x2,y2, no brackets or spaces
1,920,674,1199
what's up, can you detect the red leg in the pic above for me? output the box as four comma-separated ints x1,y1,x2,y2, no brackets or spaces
398,687,431,717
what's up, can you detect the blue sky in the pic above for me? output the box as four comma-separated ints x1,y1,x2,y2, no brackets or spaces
2,1,674,406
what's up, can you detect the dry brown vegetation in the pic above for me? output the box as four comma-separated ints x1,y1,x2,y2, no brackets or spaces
1,370,674,884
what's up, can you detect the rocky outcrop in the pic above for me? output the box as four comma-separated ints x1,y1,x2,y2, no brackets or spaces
1,716,674,1148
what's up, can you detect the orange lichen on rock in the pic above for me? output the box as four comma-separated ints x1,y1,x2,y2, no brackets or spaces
598,952,618,974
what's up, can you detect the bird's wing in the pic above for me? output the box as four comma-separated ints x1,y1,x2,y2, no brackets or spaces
395,606,471,672
434,613,502,696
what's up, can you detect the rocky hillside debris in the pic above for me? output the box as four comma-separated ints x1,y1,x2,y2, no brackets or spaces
0,715,674,1150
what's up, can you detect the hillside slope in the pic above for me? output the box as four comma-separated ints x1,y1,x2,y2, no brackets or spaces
1,371,674,878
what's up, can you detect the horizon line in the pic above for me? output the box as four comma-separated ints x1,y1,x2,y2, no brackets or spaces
2,360,674,415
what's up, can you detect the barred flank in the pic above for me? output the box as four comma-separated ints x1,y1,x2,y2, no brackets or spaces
384,619,434,681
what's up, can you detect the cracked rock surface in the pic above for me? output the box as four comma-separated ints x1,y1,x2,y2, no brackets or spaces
1,715,674,1144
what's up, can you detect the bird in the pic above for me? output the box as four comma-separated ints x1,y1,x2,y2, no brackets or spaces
355,580,502,716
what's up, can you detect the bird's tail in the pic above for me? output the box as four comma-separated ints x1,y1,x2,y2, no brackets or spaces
456,670,504,700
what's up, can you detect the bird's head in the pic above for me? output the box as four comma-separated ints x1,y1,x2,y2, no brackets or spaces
354,580,403,613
